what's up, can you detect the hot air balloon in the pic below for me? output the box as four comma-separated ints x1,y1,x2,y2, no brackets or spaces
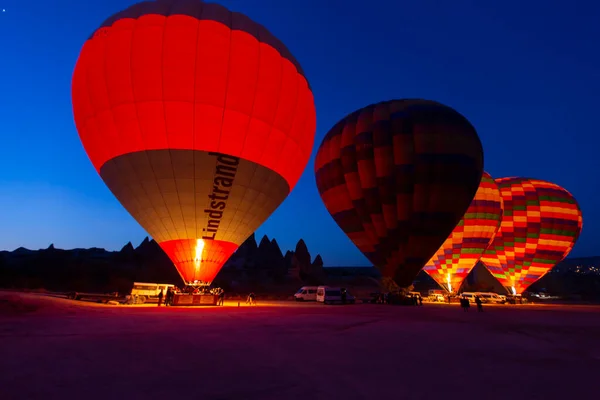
314,99,484,287
480,178,583,295
422,171,503,293
71,0,316,286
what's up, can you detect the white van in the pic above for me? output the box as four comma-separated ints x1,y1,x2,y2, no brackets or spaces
428,289,446,302
476,292,506,304
316,286,329,302
316,286,355,305
460,292,477,304
130,282,174,304
430,293,446,302
294,286,318,301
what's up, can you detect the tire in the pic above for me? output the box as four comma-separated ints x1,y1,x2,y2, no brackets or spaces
138,296,147,304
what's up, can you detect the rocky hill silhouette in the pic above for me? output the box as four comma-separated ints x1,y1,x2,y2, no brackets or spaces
0,234,379,294
2,235,597,299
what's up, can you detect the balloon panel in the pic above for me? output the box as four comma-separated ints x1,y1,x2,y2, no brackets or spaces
100,150,289,284
72,1,315,191
480,178,583,294
315,99,484,286
423,171,503,292
72,0,316,284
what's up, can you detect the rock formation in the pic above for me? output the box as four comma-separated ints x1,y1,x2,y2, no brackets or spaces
0,234,341,293
3,237,591,298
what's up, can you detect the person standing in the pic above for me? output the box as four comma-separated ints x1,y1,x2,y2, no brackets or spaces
165,287,172,306
461,297,470,312
157,289,164,307
475,296,483,312
218,289,225,306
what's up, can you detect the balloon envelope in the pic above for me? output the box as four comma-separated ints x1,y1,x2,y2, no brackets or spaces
314,99,484,286
480,178,583,294
423,171,503,292
72,0,316,285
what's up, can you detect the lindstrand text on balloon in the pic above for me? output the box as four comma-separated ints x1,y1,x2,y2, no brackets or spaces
202,152,240,240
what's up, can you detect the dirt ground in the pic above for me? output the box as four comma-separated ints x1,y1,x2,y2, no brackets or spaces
1,292,599,400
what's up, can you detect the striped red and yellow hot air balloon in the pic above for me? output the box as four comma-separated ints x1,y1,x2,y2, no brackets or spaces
480,178,583,294
423,171,503,293
71,0,316,286
314,99,484,287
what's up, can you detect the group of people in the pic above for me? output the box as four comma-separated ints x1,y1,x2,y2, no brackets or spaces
409,294,423,306
460,296,483,312
157,287,176,306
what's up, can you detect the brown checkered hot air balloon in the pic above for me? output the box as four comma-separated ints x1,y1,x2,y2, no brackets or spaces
314,99,484,287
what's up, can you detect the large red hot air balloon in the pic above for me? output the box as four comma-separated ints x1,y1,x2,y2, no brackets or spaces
314,99,484,287
72,0,316,286
480,178,583,295
422,171,503,293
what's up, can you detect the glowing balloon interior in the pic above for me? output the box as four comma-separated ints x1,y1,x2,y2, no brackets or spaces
72,0,316,285
423,171,503,293
480,178,583,294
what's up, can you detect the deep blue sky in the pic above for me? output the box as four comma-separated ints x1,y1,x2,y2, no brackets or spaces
0,0,598,266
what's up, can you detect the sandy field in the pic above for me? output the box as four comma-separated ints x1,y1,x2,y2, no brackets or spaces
1,291,599,400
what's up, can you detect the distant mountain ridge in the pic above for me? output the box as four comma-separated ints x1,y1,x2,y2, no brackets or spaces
1,237,597,297
0,234,379,293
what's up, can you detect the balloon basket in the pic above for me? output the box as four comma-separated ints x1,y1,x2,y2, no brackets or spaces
171,293,218,306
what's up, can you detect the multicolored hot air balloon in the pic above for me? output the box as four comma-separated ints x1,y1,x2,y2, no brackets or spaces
423,171,503,293
71,0,316,286
480,178,583,294
314,99,484,287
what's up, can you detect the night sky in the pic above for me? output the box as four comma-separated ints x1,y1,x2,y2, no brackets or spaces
0,0,598,266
